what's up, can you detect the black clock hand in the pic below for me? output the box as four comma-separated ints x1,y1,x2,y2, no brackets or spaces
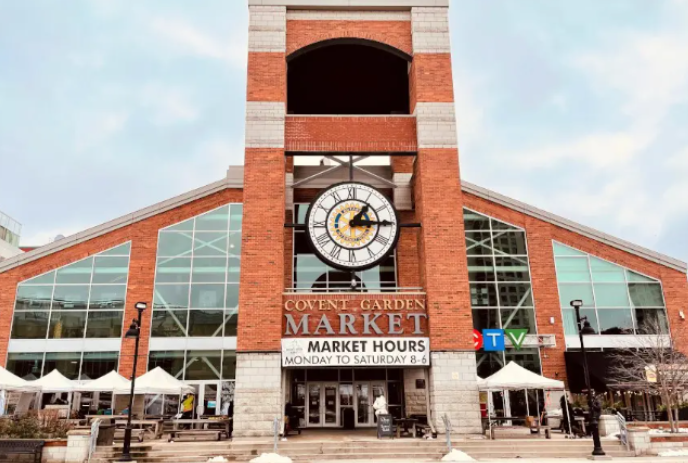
349,205,369,227
355,219,394,227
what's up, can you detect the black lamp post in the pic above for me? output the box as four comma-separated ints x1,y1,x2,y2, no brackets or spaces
120,302,147,462
571,299,605,457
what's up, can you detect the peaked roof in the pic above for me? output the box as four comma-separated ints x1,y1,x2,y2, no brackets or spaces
77,370,130,392
32,369,76,392
113,367,194,395
0,168,683,274
480,361,564,390
0,366,41,392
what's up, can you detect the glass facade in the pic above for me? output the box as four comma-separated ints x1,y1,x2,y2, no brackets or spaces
6,351,118,380
152,204,242,338
464,209,542,377
0,211,21,247
554,242,669,335
10,243,131,340
148,350,236,380
292,204,397,292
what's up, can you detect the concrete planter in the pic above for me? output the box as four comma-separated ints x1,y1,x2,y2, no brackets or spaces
598,414,620,437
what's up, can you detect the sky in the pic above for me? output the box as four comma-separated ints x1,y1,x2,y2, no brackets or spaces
0,0,687,264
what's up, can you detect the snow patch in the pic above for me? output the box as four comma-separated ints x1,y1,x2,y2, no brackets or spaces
649,428,688,435
441,449,476,462
207,458,228,463
659,449,688,457
249,453,293,463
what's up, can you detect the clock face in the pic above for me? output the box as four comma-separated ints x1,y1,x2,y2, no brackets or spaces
305,182,400,271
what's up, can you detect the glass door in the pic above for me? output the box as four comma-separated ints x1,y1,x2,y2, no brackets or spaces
322,383,339,427
307,383,322,426
356,383,370,426
185,381,221,417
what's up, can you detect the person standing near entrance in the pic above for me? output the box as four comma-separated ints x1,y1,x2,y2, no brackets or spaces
373,394,388,417
180,394,194,419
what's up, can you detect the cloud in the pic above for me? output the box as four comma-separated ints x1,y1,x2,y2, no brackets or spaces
140,84,199,126
150,17,246,68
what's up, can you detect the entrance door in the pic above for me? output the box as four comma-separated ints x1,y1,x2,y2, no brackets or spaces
306,383,339,427
355,382,386,427
185,381,221,417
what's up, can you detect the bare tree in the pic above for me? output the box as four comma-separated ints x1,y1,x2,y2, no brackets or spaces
607,319,688,433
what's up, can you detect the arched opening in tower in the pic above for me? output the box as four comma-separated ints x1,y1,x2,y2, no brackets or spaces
287,40,411,115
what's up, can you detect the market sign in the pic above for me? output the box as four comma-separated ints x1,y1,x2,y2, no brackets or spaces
281,337,430,367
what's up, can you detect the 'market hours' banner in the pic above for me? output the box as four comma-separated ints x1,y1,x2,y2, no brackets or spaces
281,337,430,367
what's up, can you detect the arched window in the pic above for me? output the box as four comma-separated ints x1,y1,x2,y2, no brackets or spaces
288,40,411,115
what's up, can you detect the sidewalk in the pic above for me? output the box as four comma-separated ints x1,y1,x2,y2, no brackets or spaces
309,458,688,463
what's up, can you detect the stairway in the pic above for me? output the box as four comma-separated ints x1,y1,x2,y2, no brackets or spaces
93,438,635,462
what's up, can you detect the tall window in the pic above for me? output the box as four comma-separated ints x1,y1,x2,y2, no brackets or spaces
464,209,541,378
292,204,397,292
152,204,242,338
148,350,236,381
10,242,131,340
554,242,669,336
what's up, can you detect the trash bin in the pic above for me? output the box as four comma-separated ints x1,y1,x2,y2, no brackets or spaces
97,424,116,446
342,408,355,430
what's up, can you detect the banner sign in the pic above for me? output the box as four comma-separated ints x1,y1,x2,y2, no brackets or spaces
474,329,530,351
282,337,430,367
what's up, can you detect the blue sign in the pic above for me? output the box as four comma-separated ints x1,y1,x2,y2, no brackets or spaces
482,329,505,351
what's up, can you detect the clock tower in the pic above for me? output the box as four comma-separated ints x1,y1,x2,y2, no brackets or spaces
235,0,482,437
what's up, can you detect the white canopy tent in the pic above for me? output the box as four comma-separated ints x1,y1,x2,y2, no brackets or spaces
77,371,130,392
0,367,41,416
479,361,569,438
0,366,41,392
480,361,565,391
113,367,194,396
32,370,76,393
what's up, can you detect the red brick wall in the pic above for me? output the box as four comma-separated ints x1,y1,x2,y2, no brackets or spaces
285,116,417,152
247,53,286,102
396,211,421,289
282,293,427,337
409,54,454,111
286,20,412,57
237,148,285,352
0,189,243,377
413,150,473,351
463,192,688,383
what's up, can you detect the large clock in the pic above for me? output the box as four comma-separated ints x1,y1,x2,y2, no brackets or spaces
305,182,400,271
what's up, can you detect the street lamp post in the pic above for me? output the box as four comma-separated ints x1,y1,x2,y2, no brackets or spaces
120,302,147,462
571,299,605,457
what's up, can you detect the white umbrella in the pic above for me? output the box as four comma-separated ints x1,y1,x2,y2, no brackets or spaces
77,371,130,392
0,366,41,392
113,367,194,395
31,369,76,393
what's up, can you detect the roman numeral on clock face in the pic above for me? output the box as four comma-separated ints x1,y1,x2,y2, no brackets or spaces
331,190,342,202
347,187,356,200
316,234,330,247
375,205,386,213
313,220,326,228
374,235,389,246
329,247,342,260
349,250,357,263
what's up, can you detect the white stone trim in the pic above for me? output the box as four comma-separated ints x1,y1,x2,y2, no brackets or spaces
250,0,448,7
461,181,687,272
565,334,672,349
245,101,286,148
414,102,457,148
287,10,411,20
393,172,413,210
411,6,450,53
149,336,237,352
233,352,282,437
8,338,122,353
249,5,287,52
0,175,243,274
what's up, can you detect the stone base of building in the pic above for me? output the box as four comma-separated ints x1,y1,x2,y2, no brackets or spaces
429,351,483,434
232,352,283,438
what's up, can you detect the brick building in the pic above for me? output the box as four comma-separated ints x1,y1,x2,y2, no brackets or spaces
0,0,686,438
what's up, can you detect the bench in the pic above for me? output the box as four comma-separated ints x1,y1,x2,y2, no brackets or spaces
168,429,225,442
0,440,45,463
114,428,145,442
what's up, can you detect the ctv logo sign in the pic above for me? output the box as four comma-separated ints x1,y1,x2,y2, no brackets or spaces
472,329,528,351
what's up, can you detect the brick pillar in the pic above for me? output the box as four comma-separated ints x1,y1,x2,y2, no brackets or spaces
234,4,286,438
411,5,481,434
